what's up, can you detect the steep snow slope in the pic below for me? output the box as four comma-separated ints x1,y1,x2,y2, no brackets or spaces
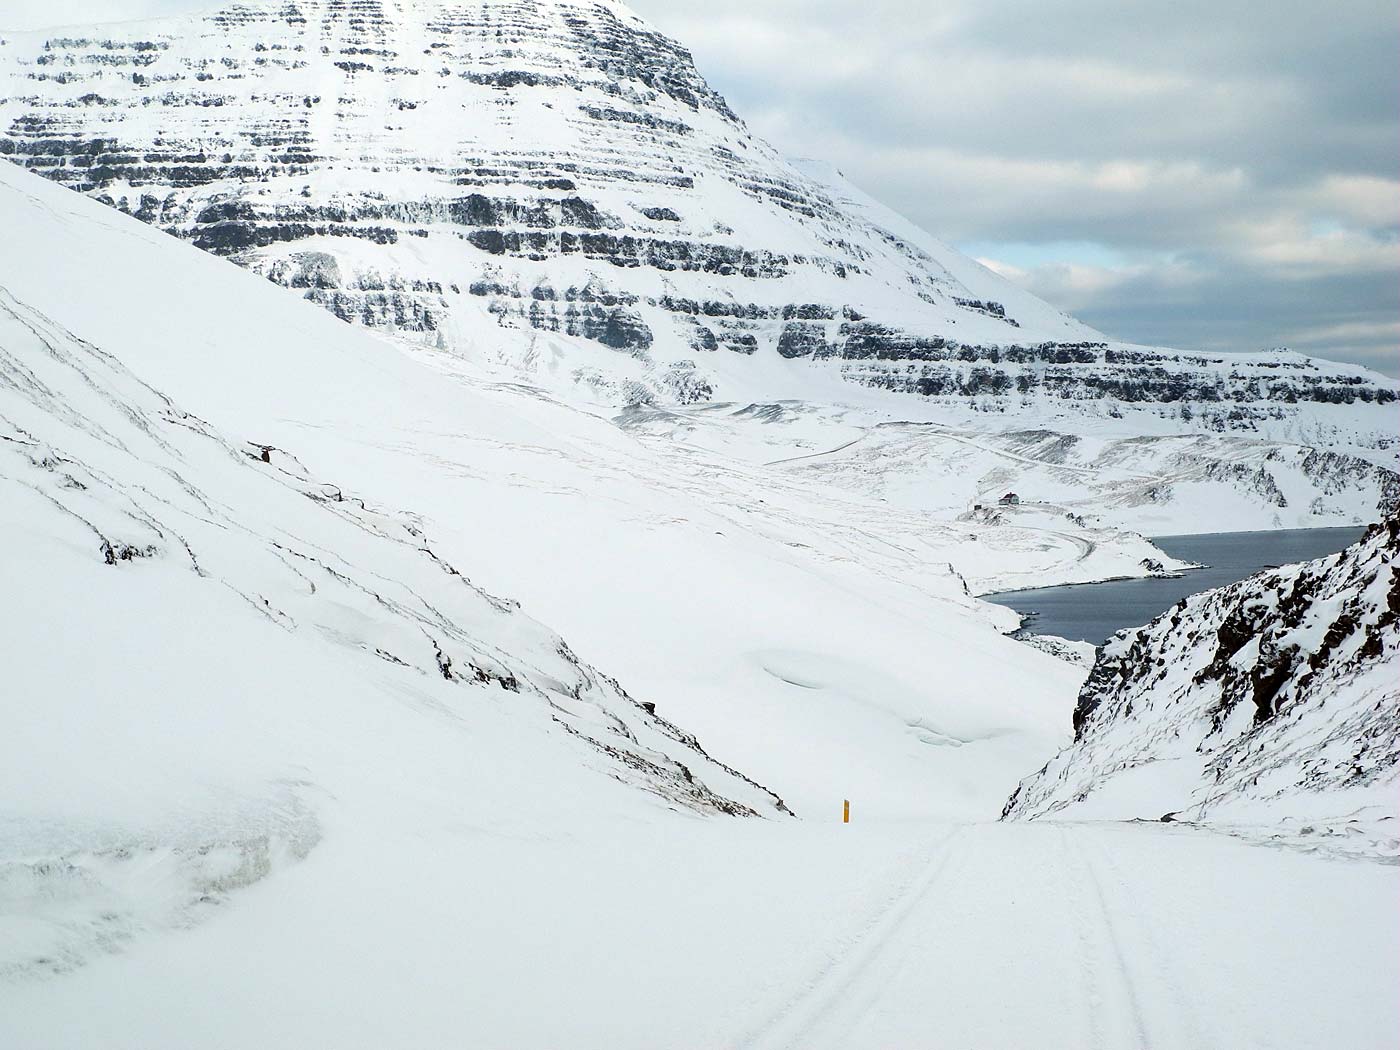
0,150,1103,827
1004,519,1400,857
0,279,787,812
1,229,812,977
0,0,1396,426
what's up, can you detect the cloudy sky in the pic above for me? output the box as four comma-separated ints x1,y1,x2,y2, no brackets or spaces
6,0,1398,374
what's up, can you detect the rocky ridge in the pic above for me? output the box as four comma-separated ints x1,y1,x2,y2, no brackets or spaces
1003,519,1400,856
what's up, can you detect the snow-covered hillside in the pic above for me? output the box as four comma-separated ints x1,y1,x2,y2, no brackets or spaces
1004,519,1400,857
0,273,789,807
0,118,1155,1031
2,171,826,979
0,0,1396,429
5,156,1205,828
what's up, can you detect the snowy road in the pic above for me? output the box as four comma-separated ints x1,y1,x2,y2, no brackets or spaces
734,821,1393,1050
4,818,1393,1050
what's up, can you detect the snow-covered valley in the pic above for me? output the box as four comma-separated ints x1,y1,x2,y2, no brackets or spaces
0,0,1397,1046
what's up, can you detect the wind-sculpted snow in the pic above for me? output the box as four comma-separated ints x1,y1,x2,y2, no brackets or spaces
1004,520,1400,858
1,0,1396,421
0,787,322,981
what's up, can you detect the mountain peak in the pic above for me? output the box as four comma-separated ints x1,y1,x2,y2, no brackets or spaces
0,0,1097,398
1,0,1395,419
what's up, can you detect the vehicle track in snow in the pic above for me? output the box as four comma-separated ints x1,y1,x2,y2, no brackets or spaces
763,431,871,468
734,826,967,1050
1061,825,1213,1050
1081,829,1211,1049
1059,826,1151,1049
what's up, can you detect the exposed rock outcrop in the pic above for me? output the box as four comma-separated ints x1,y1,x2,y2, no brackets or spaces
1003,519,1400,856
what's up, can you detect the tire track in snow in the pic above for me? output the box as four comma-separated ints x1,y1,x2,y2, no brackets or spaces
1063,827,1155,1049
733,826,966,1050
1083,829,1211,1049
763,430,870,467
1057,827,1110,1050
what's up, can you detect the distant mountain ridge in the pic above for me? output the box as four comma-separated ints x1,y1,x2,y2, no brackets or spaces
1,0,1396,420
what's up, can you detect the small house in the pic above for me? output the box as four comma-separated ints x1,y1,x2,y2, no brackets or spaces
998,492,1020,506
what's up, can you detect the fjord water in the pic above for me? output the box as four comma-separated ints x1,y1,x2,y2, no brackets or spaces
986,526,1368,644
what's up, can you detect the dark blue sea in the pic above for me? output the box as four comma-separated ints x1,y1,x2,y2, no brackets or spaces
984,526,1368,645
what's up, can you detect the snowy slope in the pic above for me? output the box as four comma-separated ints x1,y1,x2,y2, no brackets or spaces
1004,519,1400,857
0,0,1396,428
0,277,789,812
0,116,1094,1008
1,220,817,978
0,150,1108,827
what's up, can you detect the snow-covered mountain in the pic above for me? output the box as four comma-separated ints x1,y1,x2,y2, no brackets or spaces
1003,519,1399,857
5,109,1183,1002
0,0,1396,427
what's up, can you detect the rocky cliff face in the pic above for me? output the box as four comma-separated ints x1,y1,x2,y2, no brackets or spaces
1003,519,1400,855
1,0,1396,418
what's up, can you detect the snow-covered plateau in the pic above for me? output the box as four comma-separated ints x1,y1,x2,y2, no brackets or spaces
0,1,1397,1047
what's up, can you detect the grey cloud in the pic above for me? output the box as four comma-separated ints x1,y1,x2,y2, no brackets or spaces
975,249,1399,374
631,0,1398,374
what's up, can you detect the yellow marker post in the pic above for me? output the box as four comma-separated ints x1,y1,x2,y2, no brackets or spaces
843,799,850,824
